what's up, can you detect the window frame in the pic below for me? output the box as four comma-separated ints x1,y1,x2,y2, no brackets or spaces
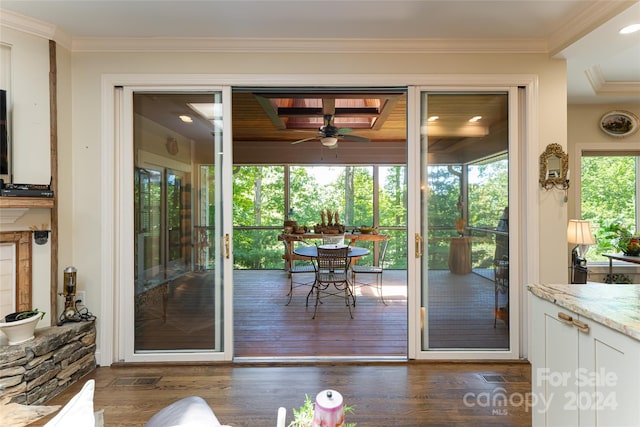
574,142,640,265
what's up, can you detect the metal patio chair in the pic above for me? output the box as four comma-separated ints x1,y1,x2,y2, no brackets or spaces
308,246,355,319
351,237,389,305
282,239,316,305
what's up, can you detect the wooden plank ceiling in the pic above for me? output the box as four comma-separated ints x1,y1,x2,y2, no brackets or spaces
135,90,508,165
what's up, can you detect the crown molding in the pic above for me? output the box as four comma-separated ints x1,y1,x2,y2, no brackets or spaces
586,65,640,96
0,9,55,39
0,9,71,49
547,0,637,56
71,36,548,54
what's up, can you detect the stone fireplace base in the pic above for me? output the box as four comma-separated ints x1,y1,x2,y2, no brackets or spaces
0,321,96,405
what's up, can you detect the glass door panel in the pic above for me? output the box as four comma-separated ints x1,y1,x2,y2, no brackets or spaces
419,92,510,351
166,169,190,277
135,167,162,284
132,91,227,355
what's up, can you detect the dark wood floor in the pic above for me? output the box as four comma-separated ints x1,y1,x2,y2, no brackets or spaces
234,269,409,358
32,362,532,427
134,268,508,358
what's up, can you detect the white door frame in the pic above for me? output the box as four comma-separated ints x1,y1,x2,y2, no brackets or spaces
121,85,233,362
99,74,539,366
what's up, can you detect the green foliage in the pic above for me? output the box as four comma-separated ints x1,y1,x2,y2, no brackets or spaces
232,165,402,269
581,156,637,261
233,166,284,226
231,159,508,270
289,394,356,427
598,222,639,255
5,308,45,322
467,158,509,229
379,166,407,227
426,158,508,270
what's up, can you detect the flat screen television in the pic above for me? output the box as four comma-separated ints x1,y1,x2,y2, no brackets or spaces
0,88,9,180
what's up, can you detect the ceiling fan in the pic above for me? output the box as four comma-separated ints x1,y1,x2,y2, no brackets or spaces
290,114,370,149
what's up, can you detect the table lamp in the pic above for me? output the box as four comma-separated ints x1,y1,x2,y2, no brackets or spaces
567,219,595,283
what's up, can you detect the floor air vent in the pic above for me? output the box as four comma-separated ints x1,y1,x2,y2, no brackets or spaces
111,376,162,387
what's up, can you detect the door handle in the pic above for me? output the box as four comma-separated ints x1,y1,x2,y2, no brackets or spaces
415,233,424,258
557,312,573,325
572,319,590,333
224,234,230,259
557,312,590,333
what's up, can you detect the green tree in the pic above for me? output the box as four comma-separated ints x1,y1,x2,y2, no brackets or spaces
233,166,284,268
581,156,636,261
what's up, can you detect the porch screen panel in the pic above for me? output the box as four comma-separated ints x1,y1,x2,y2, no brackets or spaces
420,92,510,351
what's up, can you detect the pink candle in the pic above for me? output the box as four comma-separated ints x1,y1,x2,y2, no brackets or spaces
313,389,344,427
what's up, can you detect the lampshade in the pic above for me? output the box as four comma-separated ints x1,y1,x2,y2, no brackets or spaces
567,220,595,245
320,136,338,147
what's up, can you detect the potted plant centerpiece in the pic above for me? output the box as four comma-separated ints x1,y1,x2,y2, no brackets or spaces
289,394,356,427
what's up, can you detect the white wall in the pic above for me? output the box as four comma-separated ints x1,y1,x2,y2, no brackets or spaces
70,50,568,286
567,103,640,282
0,27,53,326
1,21,570,359
567,102,640,220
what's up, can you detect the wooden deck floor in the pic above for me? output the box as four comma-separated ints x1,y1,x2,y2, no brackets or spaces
135,268,508,358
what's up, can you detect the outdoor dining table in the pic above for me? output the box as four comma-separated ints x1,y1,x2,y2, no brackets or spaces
279,232,385,272
293,244,370,260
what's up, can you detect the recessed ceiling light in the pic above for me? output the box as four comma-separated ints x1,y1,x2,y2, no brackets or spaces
188,103,223,120
427,116,439,121
179,115,193,123
619,24,640,34
469,116,482,122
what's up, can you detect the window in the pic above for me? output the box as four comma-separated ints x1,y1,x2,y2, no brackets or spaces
231,164,407,269
580,153,640,262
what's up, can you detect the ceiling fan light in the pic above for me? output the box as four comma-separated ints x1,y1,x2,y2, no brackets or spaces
321,136,338,147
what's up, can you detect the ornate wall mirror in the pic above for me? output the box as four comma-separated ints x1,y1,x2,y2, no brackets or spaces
539,143,569,190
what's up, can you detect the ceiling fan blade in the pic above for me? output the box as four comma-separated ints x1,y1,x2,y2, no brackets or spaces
291,136,318,145
337,127,354,134
339,134,370,143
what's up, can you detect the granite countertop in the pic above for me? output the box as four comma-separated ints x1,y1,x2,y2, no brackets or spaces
527,283,640,342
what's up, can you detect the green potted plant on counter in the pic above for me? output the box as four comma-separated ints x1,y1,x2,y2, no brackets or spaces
602,222,640,256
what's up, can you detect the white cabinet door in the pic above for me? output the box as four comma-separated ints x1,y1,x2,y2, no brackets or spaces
530,295,580,426
530,293,640,427
578,317,640,427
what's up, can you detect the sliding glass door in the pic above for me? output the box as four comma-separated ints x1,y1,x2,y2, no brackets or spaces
123,89,233,361
416,90,515,355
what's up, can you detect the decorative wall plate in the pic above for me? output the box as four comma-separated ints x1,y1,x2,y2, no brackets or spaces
599,110,639,137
